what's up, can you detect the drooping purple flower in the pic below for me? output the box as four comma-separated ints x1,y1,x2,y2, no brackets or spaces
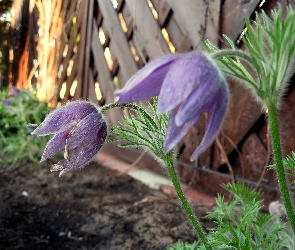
115,51,229,161
32,101,107,176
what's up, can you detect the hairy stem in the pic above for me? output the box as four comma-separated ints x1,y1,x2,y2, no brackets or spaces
103,102,211,247
267,103,295,234
165,156,211,250
211,49,253,64
101,102,144,113
101,102,157,128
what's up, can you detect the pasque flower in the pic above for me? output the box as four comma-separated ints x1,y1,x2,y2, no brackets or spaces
32,101,107,176
115,51,229,160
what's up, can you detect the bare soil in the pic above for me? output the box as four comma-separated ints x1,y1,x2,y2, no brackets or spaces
0,161,213,250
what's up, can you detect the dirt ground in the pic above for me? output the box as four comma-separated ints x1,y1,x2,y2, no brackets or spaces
0,160,213,250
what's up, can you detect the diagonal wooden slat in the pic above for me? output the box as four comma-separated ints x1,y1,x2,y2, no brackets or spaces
91,19,123,124
124,0,170,59
74,0,89,99
97,0,138,86
82,0,94,100
167,0,220,48
222,0,261,44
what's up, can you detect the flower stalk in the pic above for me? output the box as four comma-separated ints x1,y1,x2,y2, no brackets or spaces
267,102,295,233
164,155,211,250
106,101,211,248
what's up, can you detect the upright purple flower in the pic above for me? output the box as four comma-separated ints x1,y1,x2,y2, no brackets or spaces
115,51,229,160
32,101,107,176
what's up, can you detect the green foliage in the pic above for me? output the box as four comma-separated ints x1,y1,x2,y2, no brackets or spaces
167,241,198,250
170,183,294,250
108,98,174,165
269,151,295,184
0,88,50,171
206,6,295,108
196,183,294,250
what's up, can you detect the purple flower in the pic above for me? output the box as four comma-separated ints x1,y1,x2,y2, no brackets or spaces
10,86,20,97
2,99,11,109
32,101,107,176
115,51,229,160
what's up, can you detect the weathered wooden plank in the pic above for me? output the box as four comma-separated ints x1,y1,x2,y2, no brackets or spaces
150,0,171,27
58,0,84,100
167,0,219,49
48,0,63,76
165,15,191,52
87,70,97,102
120,2,133,38
205,0,221,46
233,133,268,181
221,0,260,44
60,29,79,74
100,20,111,46
98,0,138,85
82,0,94,100
117,0,124,11
124,0,170,59
91,20,123,124
221,80,262,154
56,0,78,70
129,39,146,68
63,0,80,35
74,0,89,99
116,67,124,89
63,54,79,102
91,23,114,96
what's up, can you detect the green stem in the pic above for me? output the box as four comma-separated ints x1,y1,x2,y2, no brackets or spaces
267,103,295,234
101,102,158,128
101,102,138,112
165,156,211,250
211,49,253,65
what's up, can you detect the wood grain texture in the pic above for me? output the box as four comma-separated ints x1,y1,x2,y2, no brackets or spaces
91,19,123,124
98,0,138,85
150,0,171,27
165,15,191,52
124,0,170,59
222,0,260,45
81,0,94,100
167,0,220,49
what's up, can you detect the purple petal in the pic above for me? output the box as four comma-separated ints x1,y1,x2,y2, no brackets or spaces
190,85,229,160
164,108,199,152
158,52,215,114
50,160,71,175
175,74,222,126
41,129,71,162
51,123,107,176
10,86,20,97
67,111,105,150
32,101,96,136
115,54,180,103
2,99,10,108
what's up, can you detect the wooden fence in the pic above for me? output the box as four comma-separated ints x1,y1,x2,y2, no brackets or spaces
13,0,295,203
